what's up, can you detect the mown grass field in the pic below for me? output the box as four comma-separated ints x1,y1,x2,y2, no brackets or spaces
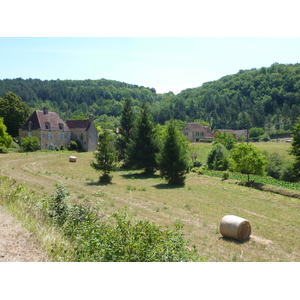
0,141,299,262
190,140,294,165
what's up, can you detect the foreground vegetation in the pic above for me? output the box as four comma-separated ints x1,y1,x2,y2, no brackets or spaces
0,176,197,262
1,149,300,261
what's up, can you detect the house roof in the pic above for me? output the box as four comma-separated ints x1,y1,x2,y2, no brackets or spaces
214,129,248,136
186,123,214,139
66,119,92,131
214,129,237,135
20,110,70,131
234,130,248,136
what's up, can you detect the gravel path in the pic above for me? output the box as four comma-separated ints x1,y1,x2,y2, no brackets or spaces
0,206,50,262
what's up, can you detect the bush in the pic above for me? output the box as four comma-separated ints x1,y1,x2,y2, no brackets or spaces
66,208,198,262
20,136,40,152
260,133,271,142
67,141,77,151
207,143,229,171
193,160,202,168
279,165,298,182
264,152,284,179
0,146,8,153
222,171,230,180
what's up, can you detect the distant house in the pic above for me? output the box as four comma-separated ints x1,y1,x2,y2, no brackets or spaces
213,129,249,141
182,123,214,142
19,107,98,151
213,129,238,139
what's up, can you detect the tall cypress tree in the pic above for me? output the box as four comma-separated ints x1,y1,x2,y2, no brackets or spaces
125,103,158,174
157,119,190,185
117,97,135,161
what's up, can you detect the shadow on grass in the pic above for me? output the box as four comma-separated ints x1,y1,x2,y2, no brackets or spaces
237,181,264,189
121,172,161,180
218,236,250,245
86,181,115,186
153,183,185,190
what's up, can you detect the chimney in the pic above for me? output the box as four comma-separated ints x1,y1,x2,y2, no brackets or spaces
89,114,94,122
43,107,49,115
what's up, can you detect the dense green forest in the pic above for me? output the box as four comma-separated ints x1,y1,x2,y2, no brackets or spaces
1,62,300,134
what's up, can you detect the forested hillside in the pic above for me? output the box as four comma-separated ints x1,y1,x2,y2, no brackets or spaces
1,62,300,134
171,62,300,134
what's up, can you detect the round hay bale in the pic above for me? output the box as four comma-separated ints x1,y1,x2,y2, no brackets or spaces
69,156,77,162
220,215,251,241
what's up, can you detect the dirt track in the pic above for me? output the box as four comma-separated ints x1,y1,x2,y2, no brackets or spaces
0,206,49,262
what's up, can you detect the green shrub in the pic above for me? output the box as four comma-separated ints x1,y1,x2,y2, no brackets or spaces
264,152,285,179
193,160,202,168
260,133,271,142
20,136,40,152
222,171,229,180
279,165,298,182
44,184,70,226
207,143,229,171
67,140,78,151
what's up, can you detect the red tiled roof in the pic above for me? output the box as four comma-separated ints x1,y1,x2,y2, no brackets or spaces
66,119,91,131
187,123,205,131
20,110,70,131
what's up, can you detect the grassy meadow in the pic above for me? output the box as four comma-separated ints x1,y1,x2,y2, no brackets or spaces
0,141,299,262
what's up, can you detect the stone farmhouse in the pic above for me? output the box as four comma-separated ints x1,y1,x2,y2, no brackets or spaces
19,107,98,151
182,122,214,142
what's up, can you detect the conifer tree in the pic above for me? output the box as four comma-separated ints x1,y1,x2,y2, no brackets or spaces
125,103,158,174
117,97,135,161
157,120,190,185
91,129,119,183
288,117,300,180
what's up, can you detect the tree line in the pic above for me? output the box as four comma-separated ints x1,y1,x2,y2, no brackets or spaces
1,62,300,135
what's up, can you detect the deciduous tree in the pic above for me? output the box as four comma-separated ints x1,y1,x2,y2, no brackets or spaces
0,117,13,152
0,92,30,137
229,143,267,182
213,131,237,150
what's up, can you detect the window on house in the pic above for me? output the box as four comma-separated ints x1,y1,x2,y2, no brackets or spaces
48,131,52,140
59,123,64,130
45,122,50,130
62,132,65,140
28,132,32,136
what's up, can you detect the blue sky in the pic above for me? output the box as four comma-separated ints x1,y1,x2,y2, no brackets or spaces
1,37,300,94
1,1,300,94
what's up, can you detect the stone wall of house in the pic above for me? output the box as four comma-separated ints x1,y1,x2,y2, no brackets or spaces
19,129,70,150
87,123,98,151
